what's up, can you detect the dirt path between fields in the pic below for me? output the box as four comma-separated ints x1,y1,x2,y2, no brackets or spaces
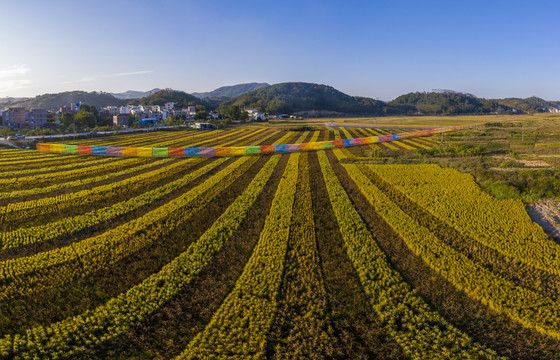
527,200,560,243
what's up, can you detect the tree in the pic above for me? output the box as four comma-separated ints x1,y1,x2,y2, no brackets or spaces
59,113,75,129
164,114,184,126
194,110,208,120
227,105,242,120
74,110,97,130
98,116,113,127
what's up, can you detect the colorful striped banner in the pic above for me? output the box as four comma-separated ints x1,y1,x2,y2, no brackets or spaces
37,126,460,158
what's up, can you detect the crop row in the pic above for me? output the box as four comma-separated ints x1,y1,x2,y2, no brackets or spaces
0,155,282,360
234,130,280,146
0,157,237,250
0,155,103,173
365,164,560,277
1,158,195,227
308,151,408,358
337,151,560,341
3,129,282,202
0,155,257,299
0,154,79,167
0,152,57,161
267,153,338,359
0,156,113,178
0,158,139,188
142,129,244,149
318,150,501,359
358,164,560,300
178,153,300,359
69,130,208,147
0,158,168,201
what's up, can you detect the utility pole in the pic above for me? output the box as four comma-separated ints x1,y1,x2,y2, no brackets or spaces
521,122,524,143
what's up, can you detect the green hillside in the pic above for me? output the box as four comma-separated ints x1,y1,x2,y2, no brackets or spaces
389,91,505,115
12,91,127,110
127,89,209,109
219,82,387,115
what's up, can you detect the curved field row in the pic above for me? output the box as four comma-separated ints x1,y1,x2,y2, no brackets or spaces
334,151,560,341
0,155,282,360
318,150,501,359
366,164,560,276
0,156,257,300
1,124,559,359
0,158,168,201
1,159,221,251
177,153,299,359
1,158,180,227
0,158,139,190
0,156,115,177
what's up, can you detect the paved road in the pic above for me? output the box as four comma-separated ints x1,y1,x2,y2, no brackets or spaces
0,140,22,149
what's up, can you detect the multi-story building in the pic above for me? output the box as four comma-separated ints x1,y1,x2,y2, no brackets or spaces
113,114,130,127
70,102,81,112
2,107,27,129
2,107,48,129
103,106,119,115
27,108,48,128
119,106,131,115
187,106,197,117
59,106,72,114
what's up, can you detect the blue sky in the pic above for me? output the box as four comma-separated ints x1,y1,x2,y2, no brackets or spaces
1,0,559,100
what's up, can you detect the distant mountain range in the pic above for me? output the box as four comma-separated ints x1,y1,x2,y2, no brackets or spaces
2,83,559,116
192,83,270,99
111,88,162,100
0,97,30,105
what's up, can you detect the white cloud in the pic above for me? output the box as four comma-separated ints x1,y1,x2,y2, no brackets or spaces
0,64,30,79
114,70,153,76
61,76,95,84
0,64,32,94
0,79,32,91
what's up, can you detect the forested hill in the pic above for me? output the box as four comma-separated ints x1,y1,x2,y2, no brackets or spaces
127,89,209,109
10,91,127,110
6,86,559,116
111,88,162,100
192,83,270,99
219,82,387,115
389,92,506,115
494,97,560,113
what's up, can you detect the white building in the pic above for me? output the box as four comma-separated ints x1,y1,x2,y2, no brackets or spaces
70,102,81,112
245,108,258,116
253,113,266,121
119,106,131,115
104,106,119,115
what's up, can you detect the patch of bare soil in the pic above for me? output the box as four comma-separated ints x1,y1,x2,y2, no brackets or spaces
488,167,549,172
517,159,551,167
527,200,560,242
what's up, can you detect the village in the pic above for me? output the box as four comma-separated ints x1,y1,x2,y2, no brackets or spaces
0,101,270,132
